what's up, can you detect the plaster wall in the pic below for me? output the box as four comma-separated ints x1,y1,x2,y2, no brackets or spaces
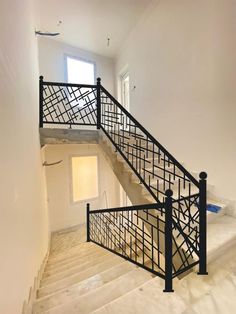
0,1,49,313
38,37,115,93
44,144,120,232
116,0,236,203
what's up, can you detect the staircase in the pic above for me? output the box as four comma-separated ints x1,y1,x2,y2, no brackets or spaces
31,218,236,313
98,134,236,265
32,76,236,312
33,226,157,313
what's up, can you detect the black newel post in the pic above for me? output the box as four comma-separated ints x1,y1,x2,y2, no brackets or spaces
164,189,174,292
39,76,44,128
97,77,101,129
198,171,208,275
87,203,90,242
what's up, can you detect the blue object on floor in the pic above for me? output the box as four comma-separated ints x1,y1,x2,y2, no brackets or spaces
207,204,222,213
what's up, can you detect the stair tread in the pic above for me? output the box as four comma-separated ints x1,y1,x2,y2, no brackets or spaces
42,267,154,314
34,261,135,313
185,271,236,314
47,244,106,266
41,252,119,287
207,215,236,260
38,255,123,298
92,277,186,314
42,252,116,286
45,251,111,274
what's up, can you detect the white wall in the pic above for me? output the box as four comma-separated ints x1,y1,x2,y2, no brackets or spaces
0,1,49,313
116,0,236,203
38,37,115,93
44,144,120,232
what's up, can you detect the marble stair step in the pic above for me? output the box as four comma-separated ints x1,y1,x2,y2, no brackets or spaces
42,252,117,285
47,241,102,261
122,162,177,179
173,215,236,265
118,155,160,163
207,215,236,263
33,262,135,313
41,253,119,288
185,271,236,314
92,276,186,314
143,185,199,203
131,167,178,186
44,250,111,276
49,240,91,259
45,251,108,274
171,198,227,233
206,199,227,223
46,244,106,267
135,180,179,197
174,250,235,308
38,255,124,298
42,267,154,314
49,231,86,255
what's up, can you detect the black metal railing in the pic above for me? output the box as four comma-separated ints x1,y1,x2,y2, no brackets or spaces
39,76,208,291
39,76,98,127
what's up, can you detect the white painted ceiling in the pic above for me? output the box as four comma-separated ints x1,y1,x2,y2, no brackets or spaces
37,0,152,58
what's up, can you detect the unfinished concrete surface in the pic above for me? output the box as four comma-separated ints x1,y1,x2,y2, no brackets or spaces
40,128,99,146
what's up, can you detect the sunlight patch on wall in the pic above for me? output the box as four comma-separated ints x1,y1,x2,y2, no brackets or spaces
72,156,98,202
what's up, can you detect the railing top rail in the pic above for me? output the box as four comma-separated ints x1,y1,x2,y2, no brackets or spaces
42,80,97,89
89,202,164,215
100,85,199,188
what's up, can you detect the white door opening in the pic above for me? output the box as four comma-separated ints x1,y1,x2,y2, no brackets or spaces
120,72,130,111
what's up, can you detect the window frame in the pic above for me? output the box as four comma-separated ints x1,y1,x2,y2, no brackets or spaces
64,54,97,85
69,154,100,205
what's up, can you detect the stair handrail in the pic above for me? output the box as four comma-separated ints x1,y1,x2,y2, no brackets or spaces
99,84,199,188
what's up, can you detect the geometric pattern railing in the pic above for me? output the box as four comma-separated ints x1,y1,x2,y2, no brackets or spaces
39,76,97,127
88,203,166,279
39,76,208,291
87,188,204,291
88,200,170,289
171,193,201,277
100,86,199,204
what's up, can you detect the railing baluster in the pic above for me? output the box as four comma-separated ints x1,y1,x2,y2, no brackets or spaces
198,172,208,275
164,189,174,292
86,203,90,242
96,77,101,129
142,221,145,265
39,76,44,128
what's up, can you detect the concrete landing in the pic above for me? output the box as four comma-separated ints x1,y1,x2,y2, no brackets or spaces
39,128,99,146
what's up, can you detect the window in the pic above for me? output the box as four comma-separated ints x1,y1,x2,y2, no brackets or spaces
66,56,95,84
71,156,99,202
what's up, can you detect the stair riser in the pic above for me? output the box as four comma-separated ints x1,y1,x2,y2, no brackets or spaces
41,268,154,314
38,257,123,298
33,262,134,313
42,254,118,287
46,246,105,267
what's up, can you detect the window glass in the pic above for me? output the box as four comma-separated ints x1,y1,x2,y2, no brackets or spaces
66,56,95,84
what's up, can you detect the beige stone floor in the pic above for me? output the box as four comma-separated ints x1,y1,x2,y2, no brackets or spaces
50,224,87,255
